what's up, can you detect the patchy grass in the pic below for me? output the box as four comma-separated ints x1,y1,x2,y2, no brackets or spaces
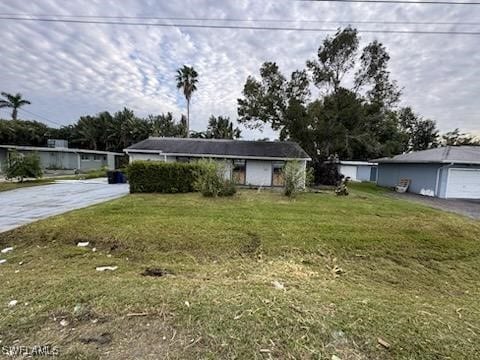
0,170,107,192
1,187,479,359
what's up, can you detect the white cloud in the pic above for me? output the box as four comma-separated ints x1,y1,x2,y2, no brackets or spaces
0,0,479,139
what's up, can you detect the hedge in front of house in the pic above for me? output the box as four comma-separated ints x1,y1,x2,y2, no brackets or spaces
127,161,204,193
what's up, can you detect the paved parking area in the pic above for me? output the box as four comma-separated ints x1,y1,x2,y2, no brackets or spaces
392,192,480,220
0,178,129,233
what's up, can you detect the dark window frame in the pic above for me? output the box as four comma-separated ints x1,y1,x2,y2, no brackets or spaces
271,161,286,187
232,159,247,185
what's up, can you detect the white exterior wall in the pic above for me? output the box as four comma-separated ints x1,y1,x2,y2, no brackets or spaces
216,159,232,180
339,165,358,181
107,154,116,170
128,153,175,162
246,160,273,187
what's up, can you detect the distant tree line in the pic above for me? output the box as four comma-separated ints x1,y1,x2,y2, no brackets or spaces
0,109,241,152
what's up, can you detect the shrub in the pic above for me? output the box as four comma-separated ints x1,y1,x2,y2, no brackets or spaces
283,160,306,197
5,150,42,182
126,161,203,193
219,179,237,197
194,159,236,197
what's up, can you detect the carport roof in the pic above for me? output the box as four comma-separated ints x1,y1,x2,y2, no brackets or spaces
373,146,480,165
125,137,311,160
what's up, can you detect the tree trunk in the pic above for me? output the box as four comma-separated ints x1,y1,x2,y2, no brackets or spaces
12,108,17,120
186,99,190,138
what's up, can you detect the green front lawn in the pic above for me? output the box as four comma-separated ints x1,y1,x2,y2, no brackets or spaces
1,184,479,359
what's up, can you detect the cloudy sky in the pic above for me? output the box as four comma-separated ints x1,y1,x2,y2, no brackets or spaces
0,0,479,139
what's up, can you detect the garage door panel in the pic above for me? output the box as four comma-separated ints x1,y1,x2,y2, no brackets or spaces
446,169,480,199
339,165,357,181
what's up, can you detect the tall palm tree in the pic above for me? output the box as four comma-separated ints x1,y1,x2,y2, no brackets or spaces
0,92,31,120
175,66,198,137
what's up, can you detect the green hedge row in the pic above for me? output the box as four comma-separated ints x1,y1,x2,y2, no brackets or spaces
127,161,203,193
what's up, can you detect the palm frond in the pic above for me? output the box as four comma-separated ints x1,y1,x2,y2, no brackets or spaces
0,100,12,108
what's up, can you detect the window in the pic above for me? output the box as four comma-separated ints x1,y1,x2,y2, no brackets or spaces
272,161,285,187
94,155,102,161
80,154,90,161
232,159,246,185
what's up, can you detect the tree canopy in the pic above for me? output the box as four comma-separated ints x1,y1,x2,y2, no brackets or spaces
442,128,480,146
204,116,241,139
237,27,451,166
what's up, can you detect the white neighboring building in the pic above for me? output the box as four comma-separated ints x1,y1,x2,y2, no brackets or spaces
125,137,311,187
0,141,122,173
337,161,378,182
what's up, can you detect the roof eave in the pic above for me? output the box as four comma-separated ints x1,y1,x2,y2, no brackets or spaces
376,160,480,165
124,149,311,161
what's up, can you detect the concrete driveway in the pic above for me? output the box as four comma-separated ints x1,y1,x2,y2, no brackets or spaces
391,192,480,220
0,178,129,233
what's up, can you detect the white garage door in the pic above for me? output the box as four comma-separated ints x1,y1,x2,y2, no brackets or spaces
446,168,480,199
339,165,358,181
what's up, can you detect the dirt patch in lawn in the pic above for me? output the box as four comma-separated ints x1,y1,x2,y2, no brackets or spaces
141,267,174,277
19,315,200,360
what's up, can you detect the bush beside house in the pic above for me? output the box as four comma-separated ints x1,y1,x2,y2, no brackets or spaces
284,161,308,197
127,161,203,193
5,150,42,182
193,159,236,197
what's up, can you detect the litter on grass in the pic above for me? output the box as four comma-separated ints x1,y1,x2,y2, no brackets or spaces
1,247,13,253
0,259,6,265
377,337,391,349
272,280,286,290
77,242,89,247
96,266,118,272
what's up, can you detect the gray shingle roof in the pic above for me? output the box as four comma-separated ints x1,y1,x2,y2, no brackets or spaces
374,146,480,164
125,137,311,160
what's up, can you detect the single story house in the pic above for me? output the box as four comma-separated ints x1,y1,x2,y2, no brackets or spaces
0,140,123,173
336,161,378,182
125,137,311,187
374,146,480,199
